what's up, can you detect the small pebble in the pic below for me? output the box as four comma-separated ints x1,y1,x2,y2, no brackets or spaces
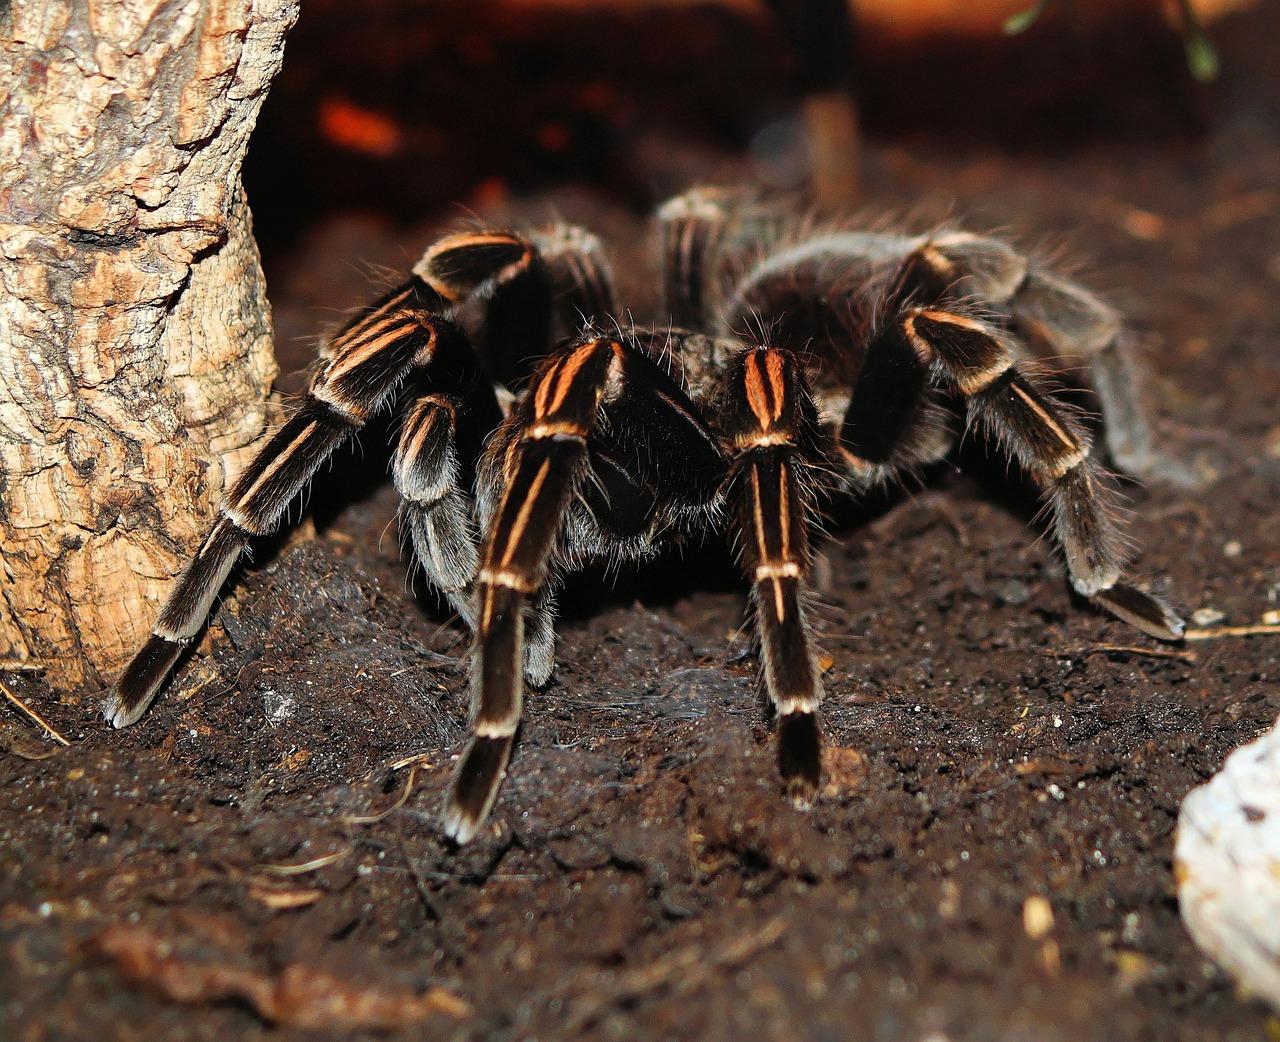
999,579,1031,606
1224,540,1243,557
1023,895,1055,939
1192,607,1226,627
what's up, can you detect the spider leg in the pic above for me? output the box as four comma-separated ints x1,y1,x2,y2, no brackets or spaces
399,223,615,675
444,337,624,842
1006,269,1202,486
913,233,1201,487
444,333,727,842
394,367,502,631
396,391,563,686
657,187,786,328
898,305,1185,641
836,319,956,489
719,345,827,801
105,230,539,727
530,224,617,333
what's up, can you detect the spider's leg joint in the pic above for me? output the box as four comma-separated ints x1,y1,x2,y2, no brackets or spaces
414,231,534,303
908,309,1013,394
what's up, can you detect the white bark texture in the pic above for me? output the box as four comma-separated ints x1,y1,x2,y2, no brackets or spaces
0,0,299,685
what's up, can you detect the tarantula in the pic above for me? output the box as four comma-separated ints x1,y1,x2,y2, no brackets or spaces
105,188,1185,843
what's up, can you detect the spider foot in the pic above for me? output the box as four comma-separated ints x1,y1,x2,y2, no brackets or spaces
1093,581,1186,642
103,634,188,728
443,735,515,845
779,710,822,808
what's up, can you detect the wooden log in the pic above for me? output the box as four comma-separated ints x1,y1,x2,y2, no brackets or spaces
0,0,298,686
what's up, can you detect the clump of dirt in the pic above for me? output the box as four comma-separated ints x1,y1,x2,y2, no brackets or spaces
3,3,1280,1039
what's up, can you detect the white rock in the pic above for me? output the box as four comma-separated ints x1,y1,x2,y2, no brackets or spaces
1176,716,1280,1008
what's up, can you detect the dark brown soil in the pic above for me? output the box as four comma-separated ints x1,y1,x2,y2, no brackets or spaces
4,3,1280,1039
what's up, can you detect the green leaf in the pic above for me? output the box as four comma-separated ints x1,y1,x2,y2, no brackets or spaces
1002,2,1051,37
1185,30,1220,83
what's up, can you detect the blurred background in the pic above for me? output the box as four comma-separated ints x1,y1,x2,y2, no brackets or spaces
243,0,1246,242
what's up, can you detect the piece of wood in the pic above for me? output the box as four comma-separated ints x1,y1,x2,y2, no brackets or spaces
0,0,298,686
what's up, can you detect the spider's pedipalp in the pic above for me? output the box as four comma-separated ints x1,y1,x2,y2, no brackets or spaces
719,345,827,800
394,322,506,631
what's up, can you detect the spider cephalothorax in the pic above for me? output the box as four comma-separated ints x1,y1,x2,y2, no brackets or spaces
105,187,1185,843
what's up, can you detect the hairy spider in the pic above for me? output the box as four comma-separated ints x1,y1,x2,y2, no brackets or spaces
105,187,1185,843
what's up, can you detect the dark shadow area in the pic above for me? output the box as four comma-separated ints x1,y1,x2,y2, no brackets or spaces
244,0,1208,264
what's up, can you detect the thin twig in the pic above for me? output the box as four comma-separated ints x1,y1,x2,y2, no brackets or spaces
565,916,788,1031
0,660,46,672
341,761,431,825
0,679,69,745
1089,643,1199,663
256,847,352,876
1184,623,1280,642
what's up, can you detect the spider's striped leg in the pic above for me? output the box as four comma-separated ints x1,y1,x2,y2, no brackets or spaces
905,232,1201,487
912,234,1147,473
394,356,504,631
397,383,562,686
1004,269,1203,487
530,224,617,333
444,334,727,842
106,230,537,728
465,222,617,384
719,345,828,802
657,188,786,328
444,337,624,842
396,225,611,669
898,306,1185,641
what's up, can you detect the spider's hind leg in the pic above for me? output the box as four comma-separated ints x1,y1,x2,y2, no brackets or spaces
1005,268,1205,487
657,187,788,328
898,304,1185,641
921,232,1204,487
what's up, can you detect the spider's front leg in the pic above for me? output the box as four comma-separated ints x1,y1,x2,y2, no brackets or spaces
393,365,503,632
718,345,829,801
444,337,625,842
444,332,727,842
105,231,536,727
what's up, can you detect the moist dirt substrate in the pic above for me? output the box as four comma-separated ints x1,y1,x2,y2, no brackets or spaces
3,4,1280,1039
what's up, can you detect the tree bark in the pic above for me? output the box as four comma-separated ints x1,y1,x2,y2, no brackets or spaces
0,0,298,686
